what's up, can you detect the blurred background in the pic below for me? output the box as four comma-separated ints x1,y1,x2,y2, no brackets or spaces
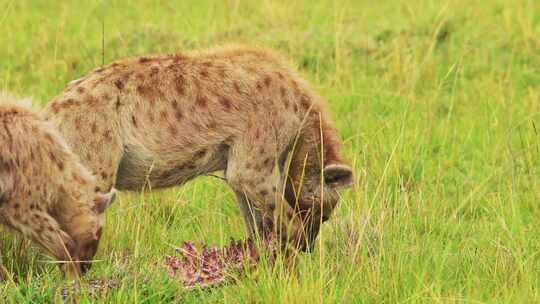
1,0,540,302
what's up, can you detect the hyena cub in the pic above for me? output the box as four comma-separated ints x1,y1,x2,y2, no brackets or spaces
44,45,353,252
0,93,115,277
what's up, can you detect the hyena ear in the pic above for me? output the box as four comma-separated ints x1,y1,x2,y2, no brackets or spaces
94,188,117,214
324,164,353,189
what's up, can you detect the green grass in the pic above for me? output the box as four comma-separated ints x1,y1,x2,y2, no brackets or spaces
1,0,540,302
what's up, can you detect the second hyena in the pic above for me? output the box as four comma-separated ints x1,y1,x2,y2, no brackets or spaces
0,93,115,277
44,45,353,252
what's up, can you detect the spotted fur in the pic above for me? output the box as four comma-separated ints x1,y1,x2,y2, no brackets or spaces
44,45,353,252
0,93,115,277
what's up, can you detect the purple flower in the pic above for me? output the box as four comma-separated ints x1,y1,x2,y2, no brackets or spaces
165,236,275,289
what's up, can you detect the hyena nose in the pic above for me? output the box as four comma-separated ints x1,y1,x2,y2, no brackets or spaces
80,261,92,274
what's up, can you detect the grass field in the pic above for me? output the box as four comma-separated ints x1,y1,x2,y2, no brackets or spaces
1,0,540,302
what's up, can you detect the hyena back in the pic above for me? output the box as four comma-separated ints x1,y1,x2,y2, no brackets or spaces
44,45,353,252
0,93,115,277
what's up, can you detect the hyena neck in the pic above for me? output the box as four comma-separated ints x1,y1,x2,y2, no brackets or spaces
51,192,95,237
288,113,344,183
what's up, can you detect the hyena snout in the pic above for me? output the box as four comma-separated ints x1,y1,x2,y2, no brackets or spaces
77,227,103,274
78,189,116,274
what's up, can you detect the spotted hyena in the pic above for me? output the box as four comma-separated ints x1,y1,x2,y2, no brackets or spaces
44,45,353,253
0,93,115,277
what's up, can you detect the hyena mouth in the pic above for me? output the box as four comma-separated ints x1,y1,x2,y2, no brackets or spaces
80,262,92,274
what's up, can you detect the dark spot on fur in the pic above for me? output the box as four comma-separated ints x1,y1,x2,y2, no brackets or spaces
264,76,272,87
131,115,138,128
148,111,155,123
160,111,168,121
100,172,107,180
276,72,285,80
48,152,56,162
194,149,206,159
86,95,98,106
259,147,265,154
263,158,272,166
174,109,183,121
219,97,232,110
171,99,178,108
115,79,124,90
64,98,77,108
91,122,97,134
259,190,269,196
115,96,121,110
200,69,209,78
139,57,152,63
51,102,61,114
13,203,19,209
77,87,85,94
196,96,208,107
137,85,150,96
104,130,113,142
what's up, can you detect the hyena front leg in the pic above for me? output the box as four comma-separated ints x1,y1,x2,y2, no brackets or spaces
226,141,300,249
234,190,263,238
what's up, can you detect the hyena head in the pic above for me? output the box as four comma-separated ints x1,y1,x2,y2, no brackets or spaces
69,188,116,274
283,121,353,252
